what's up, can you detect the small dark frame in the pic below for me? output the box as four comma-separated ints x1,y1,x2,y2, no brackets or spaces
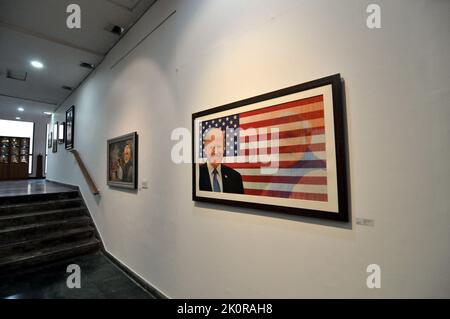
58,122,65,144
192,74,348,222
52,121,58,153
48,132,53,148
107,132,138,190
65,105,75,150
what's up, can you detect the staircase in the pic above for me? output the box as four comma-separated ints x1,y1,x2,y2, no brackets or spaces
0,190,102,272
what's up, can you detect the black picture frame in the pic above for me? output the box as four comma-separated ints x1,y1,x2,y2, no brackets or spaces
58,122,65,144
48,132,52,148
192,74,348,221
52,121,58,153
65,105,75,150
107,132,138,190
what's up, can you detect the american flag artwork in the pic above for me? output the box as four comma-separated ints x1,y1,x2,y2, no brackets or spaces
198,95,328,202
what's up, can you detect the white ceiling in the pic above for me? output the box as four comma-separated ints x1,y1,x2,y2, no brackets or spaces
0,0,156,120
0,95,54,122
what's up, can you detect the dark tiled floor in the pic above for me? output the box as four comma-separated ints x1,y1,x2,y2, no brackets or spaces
0,179,75,197
0,252,154,299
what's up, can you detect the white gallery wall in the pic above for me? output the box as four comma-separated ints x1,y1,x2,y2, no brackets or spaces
47,0,450,298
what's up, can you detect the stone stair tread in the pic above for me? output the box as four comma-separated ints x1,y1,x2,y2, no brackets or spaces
0,226,95,250
0,238,101,266
0,187,101,272
0,197,82,208
0,191,80,205
0,216,91,235
0,207,86,221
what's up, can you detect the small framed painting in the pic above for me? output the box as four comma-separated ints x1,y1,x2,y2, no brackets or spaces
192,74,348,221
65,105,75,150
48,132,53,149
52,122,58,153
58,122,65,144
107,132,138,190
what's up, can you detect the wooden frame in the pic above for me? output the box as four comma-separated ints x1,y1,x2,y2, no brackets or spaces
65,105,75,150
107,132,138,190
192,74,348,221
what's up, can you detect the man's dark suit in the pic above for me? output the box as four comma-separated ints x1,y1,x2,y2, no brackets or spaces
121,161,133,183
199,164,245,194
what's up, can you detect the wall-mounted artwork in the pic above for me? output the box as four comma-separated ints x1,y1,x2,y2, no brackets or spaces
107,132,138,190
48,132,52,149
65,105,75,150
192,74,348,221
52,122,58,153
58,122,65,144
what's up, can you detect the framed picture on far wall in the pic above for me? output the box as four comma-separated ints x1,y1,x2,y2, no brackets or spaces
107,132,138,190
65,105,75,150
48,132,53,148
52,122,58,153
58,122,65,144
192,74,348,221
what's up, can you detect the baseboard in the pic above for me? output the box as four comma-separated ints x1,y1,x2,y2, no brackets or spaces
102,249,168,299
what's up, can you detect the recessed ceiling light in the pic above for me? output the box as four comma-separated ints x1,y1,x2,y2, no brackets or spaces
31,60,44,69
44,112,52,115
16,117,21,120
18,107,25,112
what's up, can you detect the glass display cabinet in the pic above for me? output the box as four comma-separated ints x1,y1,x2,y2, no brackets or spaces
0,136,30,180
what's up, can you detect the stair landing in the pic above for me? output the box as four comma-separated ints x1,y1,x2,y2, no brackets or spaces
0,179,76,198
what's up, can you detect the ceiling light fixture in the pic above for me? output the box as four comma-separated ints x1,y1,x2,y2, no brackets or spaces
18,107,25,112
31,60,44,69
44,112,52,115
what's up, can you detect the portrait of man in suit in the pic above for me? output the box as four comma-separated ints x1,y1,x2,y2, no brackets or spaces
199,128,244,194
119,144,133,183
110,141,133,183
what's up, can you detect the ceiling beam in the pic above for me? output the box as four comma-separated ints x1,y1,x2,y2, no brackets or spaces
0,21,105,57
56,0,159,108
0,93,58,107
106,0,145,12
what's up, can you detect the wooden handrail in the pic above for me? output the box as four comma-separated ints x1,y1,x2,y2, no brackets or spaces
70,149,100,195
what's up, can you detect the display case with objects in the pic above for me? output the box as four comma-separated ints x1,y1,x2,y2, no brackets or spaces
0,136,30,180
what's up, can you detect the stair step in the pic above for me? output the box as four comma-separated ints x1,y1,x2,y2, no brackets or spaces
0,207,87,228
0,216,92,243
0,226,95,257
0,198,84,216
0,238,101,272
0,191,79,206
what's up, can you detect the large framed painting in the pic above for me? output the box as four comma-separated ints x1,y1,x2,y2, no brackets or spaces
107,132,138,190
65,105,75,150
192,74,348,221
